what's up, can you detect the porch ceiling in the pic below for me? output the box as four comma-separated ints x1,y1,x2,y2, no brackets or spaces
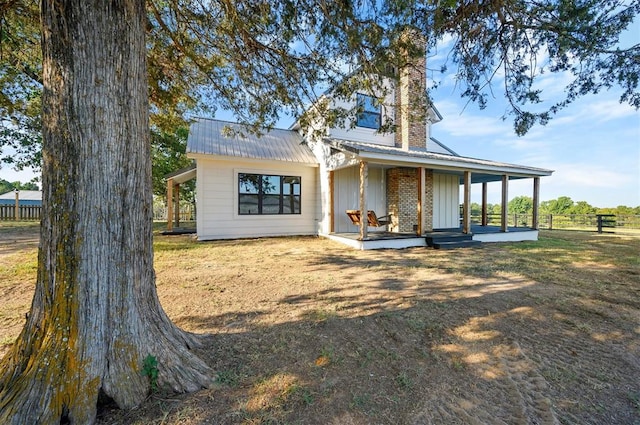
326,138,553,179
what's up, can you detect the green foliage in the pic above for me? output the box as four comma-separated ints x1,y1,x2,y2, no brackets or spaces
596,205,640,215
470,202,506,216
0,0,43,171
141,354,159,392
427,0,640,134
489,204,503,215
540,196,575,214
151,126,194,201
571,201,597,215
0,178,39,194
508,196,533,214
486,197,637,216
1,0,638,173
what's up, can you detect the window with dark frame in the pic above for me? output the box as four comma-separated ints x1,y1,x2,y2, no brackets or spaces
238,173,301,215
356,93,381,129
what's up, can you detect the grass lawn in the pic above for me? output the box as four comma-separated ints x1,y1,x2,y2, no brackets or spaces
1,221,639,424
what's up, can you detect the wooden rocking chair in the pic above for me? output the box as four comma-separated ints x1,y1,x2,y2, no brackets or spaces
345,210,392,227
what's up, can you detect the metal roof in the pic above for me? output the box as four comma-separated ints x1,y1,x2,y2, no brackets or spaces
326,138,554,179
187,118,318,165
0,190,42,201
428,137,459,156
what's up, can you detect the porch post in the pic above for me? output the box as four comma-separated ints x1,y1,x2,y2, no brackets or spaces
359,160,368,240
532,177,540,230
173,182,180,228
463,171,472,234
328,170,335,233
501,174,509,232
166,178,174,232
481,182,488,226
417,167,425,235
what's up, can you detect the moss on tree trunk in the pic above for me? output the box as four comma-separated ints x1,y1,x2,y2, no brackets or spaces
0,1,213,423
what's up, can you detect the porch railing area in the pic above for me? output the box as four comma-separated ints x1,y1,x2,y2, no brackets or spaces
153,205,196,222
472,214,640,234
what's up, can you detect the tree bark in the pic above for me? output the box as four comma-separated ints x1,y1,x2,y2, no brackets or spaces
0,1,213,424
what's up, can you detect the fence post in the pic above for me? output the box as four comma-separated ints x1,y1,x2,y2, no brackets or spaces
597,215,603,233
549,214,553,230
14,190,20,220
596,214,616,233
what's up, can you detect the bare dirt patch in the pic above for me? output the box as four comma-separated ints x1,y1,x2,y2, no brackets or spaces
1,224,639,424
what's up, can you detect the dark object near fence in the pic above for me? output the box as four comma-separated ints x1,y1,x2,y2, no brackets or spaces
596,214,616,233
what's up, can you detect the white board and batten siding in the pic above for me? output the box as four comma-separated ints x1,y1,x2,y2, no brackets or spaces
195,157,320,240
433,173,460,229
333,165,387,233
328,122,395,146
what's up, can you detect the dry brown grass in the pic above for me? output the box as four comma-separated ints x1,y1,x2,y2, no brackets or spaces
1,222,639,424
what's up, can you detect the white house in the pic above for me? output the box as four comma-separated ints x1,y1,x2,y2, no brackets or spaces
172,50,553,249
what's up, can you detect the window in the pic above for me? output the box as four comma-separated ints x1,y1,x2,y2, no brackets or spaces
238,173,301,215
356,93,381,129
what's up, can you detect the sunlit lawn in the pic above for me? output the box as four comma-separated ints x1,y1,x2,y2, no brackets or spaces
1,221,639,424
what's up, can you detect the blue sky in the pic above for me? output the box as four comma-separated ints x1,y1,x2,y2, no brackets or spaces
420,30,640,208
428,83,640,208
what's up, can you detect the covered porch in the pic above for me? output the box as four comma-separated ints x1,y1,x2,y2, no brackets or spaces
319,138,552,249
163,164,197,234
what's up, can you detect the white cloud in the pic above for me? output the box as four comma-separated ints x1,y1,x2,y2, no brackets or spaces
557,165,634,188
0,167,39,185
433,101,507,137
580,99,639,122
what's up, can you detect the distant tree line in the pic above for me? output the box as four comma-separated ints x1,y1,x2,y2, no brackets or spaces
472,196,640,216
0,179,39,195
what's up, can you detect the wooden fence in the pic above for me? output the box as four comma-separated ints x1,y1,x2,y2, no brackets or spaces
0,205,42,220
2,206,639,235
472,213,640,233
0,204,196,222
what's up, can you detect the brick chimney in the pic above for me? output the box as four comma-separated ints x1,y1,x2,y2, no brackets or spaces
388,30,433,234
394,30,427,151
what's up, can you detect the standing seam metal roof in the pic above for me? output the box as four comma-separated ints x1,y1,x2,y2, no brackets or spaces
187,118,318,165
326,138,553,175
0,190,42,201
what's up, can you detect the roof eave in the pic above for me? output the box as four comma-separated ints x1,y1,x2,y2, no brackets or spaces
187,152,319,167
354,150,553,177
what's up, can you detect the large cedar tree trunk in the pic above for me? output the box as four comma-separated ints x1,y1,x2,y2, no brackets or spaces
0,1,213,423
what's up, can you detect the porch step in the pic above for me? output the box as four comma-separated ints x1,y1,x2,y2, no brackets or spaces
425,232,482,249
431,240,482,249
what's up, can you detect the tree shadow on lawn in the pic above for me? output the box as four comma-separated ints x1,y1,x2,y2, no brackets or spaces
97,270,639,425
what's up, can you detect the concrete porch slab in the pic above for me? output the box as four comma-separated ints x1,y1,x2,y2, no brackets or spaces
324,225,540,250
